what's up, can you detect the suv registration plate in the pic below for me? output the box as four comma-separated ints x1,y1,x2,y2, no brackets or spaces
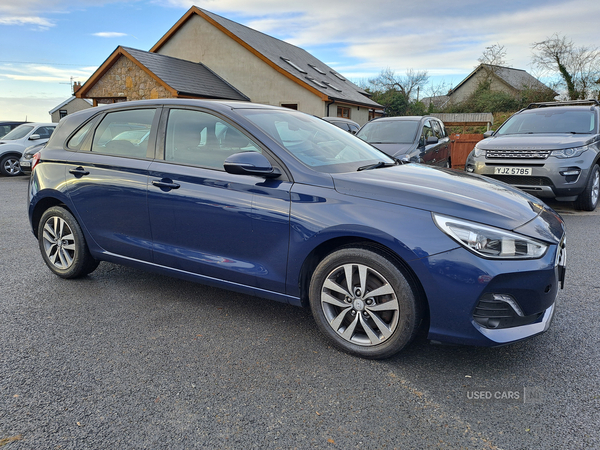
494,167,532,176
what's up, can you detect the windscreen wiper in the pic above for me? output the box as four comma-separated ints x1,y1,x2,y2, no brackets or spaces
357,161,397,171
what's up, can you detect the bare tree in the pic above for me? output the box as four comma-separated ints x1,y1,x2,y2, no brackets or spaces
532,34,600,100
478,43,508,67
369,68,429,101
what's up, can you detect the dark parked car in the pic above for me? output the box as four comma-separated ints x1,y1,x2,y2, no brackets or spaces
28,100,566,359
322,117,360,134
356,116,451,167
19,142,46,174
466,100,600,211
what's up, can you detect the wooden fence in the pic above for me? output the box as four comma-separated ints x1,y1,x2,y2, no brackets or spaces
449,134,484,170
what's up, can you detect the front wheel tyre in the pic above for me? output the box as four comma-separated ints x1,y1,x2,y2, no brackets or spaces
575,164,600,211
38,207,99,278
0,154,22,177
309,247,421,359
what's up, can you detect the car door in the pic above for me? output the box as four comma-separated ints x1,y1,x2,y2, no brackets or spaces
146,107,292,294
65,107,159,261
431,119,451,167
418,119,437,164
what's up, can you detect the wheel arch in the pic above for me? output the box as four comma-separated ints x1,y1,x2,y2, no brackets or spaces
297,236,430,324
31,197,73,237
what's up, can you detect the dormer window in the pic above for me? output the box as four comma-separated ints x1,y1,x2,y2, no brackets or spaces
330,71,346,81
305,77,327,88
323,81,342,92
281,57,307,73
308,64,326,75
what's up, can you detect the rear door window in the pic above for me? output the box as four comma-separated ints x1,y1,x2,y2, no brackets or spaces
91,109,156,158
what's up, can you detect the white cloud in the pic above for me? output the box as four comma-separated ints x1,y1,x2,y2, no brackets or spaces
0,16,54,28
93,32,128,38
0,64,96,84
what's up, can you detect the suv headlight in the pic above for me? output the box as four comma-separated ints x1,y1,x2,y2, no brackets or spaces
433,214,548,259
551,145,589,159
472,143,486,158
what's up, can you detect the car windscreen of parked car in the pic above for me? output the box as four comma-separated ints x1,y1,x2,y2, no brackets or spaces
1,125,34,141
238,109,394,173
357,120,420,144
496,109,596,135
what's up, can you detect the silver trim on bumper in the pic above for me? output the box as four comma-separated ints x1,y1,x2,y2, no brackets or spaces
472,303,555,344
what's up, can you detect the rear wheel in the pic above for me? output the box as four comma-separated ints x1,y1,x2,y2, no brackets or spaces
0,154,22,177
575,164,600,211
309,247,421,359
38,207,99,278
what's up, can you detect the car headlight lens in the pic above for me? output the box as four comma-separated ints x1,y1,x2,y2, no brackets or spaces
551,145,589,159
473,144,486,158
433,214,548,259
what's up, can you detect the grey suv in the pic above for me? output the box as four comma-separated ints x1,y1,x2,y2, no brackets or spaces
466,100,600,211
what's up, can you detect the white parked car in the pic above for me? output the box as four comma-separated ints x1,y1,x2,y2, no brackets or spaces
0,123,56,176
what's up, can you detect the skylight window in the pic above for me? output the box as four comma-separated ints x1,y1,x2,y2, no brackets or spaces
281,57,307,74
305,77,327,88
308,64,326,75
330,71,346,81
323,81,342,92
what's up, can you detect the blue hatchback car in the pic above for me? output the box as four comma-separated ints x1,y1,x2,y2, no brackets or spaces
28,100,566,359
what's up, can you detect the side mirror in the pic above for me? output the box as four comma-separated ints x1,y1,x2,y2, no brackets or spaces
224,152,281,178
29,134,41,141
426,136,439,145
483,130,494,138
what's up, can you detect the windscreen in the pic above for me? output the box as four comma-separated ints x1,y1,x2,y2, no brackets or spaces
237,109,394,173
356,120,420,144
496,109,596,135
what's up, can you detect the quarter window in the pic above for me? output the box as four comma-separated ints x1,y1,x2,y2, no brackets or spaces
164,109,261,170
91,109,155,158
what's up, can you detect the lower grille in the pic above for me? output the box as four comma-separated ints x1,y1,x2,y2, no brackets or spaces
487,175,553,186
473,295,544,329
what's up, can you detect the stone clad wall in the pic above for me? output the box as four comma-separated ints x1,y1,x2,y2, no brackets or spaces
85,56,173,101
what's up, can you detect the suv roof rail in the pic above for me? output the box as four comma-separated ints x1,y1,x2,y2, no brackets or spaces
525,99,600,109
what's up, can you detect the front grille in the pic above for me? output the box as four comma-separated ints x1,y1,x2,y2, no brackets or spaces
473,295,543,329
487,150,551,159
486,175,554,186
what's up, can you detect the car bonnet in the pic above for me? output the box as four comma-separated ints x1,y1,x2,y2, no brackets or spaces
331,163,562,238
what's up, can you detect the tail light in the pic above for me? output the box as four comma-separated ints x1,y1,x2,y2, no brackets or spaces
31,152,41,172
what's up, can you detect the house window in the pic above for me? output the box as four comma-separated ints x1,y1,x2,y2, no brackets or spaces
337,106,351,119
281,104,298,110
59,110,68,119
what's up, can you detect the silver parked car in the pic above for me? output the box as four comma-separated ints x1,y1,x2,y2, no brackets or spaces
0,122,56,176
466,100,600,211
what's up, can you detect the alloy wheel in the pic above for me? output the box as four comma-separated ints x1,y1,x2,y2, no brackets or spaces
42,216,76,270
320,263,399,346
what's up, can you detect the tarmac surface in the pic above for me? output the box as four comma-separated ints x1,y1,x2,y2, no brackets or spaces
1,175,599,449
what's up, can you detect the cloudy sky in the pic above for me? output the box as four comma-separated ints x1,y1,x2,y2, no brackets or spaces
1,0,599,121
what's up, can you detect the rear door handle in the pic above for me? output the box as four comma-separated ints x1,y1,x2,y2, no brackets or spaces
152,180,180,190
69,167,90,176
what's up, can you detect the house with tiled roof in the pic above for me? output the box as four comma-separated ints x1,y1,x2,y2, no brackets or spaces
448,64,556,104
76,6,381,125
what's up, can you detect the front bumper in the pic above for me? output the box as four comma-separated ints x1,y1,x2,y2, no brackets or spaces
420,234,565,347
466,151,597,200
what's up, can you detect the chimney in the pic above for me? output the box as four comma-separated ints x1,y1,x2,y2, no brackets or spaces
73,82,82,94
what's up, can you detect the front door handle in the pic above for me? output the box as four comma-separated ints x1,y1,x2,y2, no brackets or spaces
69,167,90,176
152,180,181,190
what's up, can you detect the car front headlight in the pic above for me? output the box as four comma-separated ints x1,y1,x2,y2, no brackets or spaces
472,144,486,158
551,145,589,159
433,214,548,259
